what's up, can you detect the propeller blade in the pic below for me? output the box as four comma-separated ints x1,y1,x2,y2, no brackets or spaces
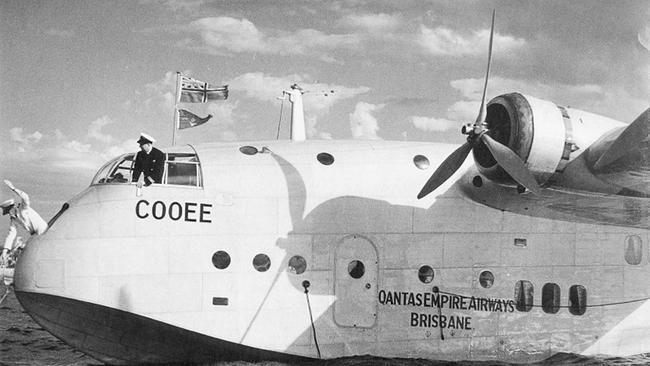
417,141,473,199
593,108,650,170
475,9,496,126
481,134,541,194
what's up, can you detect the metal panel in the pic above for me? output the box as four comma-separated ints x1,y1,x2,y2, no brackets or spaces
334,235,378,327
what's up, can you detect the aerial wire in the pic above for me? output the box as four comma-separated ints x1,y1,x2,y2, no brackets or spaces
276,96,285,140
302,280,321,358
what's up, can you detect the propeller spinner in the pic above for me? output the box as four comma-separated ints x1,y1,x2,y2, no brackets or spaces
417,11,541,199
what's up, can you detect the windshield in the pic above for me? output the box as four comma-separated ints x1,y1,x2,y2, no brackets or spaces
92,154,134,185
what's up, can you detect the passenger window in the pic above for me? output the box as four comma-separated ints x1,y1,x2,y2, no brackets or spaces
542,283,560,314
569,285,587,315
514,280,534,312
418,265,434,283
479,270,494,288
625,235,643,265
348,260,365,279
165,153,201,187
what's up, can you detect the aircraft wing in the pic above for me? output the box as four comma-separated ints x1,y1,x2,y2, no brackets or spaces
582,109,650,197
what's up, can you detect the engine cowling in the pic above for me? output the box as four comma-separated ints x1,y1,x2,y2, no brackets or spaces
474,92,624,187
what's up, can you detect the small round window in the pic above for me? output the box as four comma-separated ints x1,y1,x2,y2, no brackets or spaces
413,155,430,170
212,251,231,270
239,146,258,155
479,270,494,288
347,260,365,279
418,265,434,283
288,255,307,274
317,152,334,165
253,253,271,272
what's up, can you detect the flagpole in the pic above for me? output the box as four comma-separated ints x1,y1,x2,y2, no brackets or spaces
172,71,182,146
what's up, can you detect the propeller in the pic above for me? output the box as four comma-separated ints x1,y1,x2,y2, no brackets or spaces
417,10,540,199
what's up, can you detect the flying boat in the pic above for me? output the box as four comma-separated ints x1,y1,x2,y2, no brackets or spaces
11,12,650,364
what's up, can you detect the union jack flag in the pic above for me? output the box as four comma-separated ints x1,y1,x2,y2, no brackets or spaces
179,75,228,103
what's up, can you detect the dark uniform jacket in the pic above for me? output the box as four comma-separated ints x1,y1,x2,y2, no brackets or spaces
132,147,165,186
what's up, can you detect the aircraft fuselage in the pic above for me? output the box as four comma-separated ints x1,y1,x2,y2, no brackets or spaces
13,140,650,364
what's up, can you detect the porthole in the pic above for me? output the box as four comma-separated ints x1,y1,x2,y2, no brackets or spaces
413,155,430,170
239,146,258,155
253,253,271,272
625,234,643,265
418,265,434,283
288,255,307,275
542,283,561,314
472,176,483,188
211,251,231,269
569,285,587,315
514,280,534,312
347,260,365,279
479,270,494,288
317,152,334,165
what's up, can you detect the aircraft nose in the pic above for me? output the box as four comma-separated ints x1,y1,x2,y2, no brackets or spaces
14,201,73,292
13,234,65,293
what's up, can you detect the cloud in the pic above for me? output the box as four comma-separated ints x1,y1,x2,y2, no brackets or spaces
439,76,645,126
10,128,43,144
411,116,460,132
342,13,401,32
306,115,333,139
447,100,481,122
4,123,134,174
638,25,650,51
64,140,92,153
449,76,604,102
229,72,370,139
184,17,362,62
156,0,207,13
206,101,237,126
125,71,178,118
411,76,608,133
349,102,383,139
204,101,239,140
189,17,267,53
418,26,526,56
87,116,115,144
100,139,137,162
228,72,369,114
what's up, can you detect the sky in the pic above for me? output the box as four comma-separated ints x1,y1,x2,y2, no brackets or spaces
1,0,649,220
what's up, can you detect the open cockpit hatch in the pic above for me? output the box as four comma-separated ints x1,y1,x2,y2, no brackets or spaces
91,145,202,188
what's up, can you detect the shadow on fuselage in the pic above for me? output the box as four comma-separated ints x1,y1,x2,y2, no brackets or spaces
266,150,650,362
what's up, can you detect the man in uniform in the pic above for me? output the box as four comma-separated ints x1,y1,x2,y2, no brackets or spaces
132,133,165,188
1,180,48,265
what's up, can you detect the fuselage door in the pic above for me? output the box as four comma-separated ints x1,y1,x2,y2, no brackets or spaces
334,235,378,328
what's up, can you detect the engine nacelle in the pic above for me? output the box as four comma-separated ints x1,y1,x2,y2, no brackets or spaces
474,92,624,187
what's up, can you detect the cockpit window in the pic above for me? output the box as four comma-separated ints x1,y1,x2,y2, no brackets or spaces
164,153,201,187
92,149,202,188
110,155,134,183
92,154,134,185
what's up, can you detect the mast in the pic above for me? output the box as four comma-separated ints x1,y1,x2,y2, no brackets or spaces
283,84,306,141
172,72,182,146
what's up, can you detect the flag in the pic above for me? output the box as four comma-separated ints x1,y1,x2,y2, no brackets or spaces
179,75,228,103
177,109,213,130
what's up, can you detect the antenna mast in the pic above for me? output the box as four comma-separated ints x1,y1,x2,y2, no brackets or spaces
283,84,306,141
